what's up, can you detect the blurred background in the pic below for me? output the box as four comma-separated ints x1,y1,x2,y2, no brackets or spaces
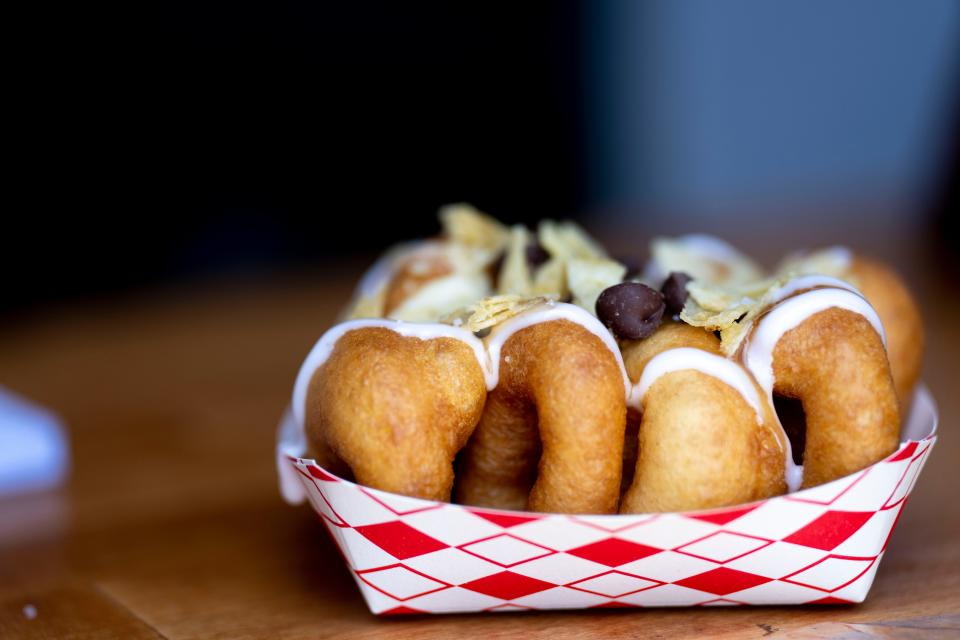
2,4,960,632
5,0,959,314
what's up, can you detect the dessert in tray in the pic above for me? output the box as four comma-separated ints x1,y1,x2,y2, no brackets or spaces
291,205,923,515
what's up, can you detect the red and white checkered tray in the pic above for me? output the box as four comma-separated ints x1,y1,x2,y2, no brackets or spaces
276,385,937,614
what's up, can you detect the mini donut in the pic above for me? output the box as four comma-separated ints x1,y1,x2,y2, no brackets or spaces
303,327,487,501
618,322,723,494
619,324,787,513
455,319,627,514
383,244,454,315
621,321,722,377
743,299,900,489
848,256,924,410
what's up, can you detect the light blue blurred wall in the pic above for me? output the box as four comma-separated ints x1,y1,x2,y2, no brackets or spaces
587,0,960,222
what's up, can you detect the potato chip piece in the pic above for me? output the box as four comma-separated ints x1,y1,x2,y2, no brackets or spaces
440,295,555,333
776,246,853,280
387,272,492,323
497,225,534,296
644,235,763,287
567,258,627,313
680,274,838,356
531,257,567,297
538,220,607,262
439,203,510,251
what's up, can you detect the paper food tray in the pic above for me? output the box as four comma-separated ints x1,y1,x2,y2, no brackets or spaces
276,385,937,614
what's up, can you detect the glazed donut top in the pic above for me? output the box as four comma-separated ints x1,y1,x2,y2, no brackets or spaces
294,205,888,493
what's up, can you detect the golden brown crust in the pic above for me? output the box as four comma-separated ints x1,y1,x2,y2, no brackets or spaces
383,251,453,315
848,256,924,411
455,320,627,514
619,322,722,497
772,307,900,488
620,321,722,383
304,328,486,501
621,370,786,513
619,323,785,513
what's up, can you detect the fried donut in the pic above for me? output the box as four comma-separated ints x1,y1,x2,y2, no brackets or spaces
455,318,627,514
301,326,487,501
618,322,722,494
619,324,787,513
848,256,924,410
383,244,454,315
742,291,900,488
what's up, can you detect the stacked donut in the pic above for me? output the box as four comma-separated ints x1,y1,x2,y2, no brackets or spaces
292,206,923,514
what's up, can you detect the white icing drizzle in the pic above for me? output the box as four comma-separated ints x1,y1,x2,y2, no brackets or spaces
632,348,765,423
742,287,886,404
739,285,886,492
291,319,488,427
293,273,889,498
354,240,431,299
765,274,859,301
819,246,853,271
483,302,632,396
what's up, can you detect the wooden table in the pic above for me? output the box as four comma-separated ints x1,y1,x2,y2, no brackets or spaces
1,243,958,638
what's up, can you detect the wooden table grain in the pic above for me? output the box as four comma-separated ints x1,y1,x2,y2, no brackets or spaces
1,243,958,639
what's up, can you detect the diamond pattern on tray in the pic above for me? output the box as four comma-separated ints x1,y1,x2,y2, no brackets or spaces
782,511,873,551
459,534,555,567
674,567,773,595
460,571,556,600
568,571,663,598
566,538,661,567
354,521,448,560
783,556,876,592
405,506,503,546
512,587,607,610
355,564,450,601
724,541,825,579
287,409,936,614
509,553,609,584
403,548,502,585
676,531,772,564
618,515,717,549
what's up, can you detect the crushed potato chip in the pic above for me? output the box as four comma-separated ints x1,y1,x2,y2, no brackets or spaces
440,295,555,333
387,272,492,323
497,225,534,296
531,257,567,297
680,275,826,355
439,203,510,251
538,220,607,262
645,235,763,287
567,258,627,313
776,246,853,280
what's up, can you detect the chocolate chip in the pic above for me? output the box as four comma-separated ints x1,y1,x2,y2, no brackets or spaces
525,242,550,267
474,327,492,338
595,282,665,340
660,271,692,316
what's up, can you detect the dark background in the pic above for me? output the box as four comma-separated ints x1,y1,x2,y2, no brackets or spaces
8,2,586,312
6,1,959,314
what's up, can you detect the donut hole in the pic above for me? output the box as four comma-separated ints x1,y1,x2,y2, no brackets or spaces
773,395,807,466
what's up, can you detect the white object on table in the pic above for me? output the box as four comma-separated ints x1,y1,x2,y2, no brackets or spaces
0,387,69,497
